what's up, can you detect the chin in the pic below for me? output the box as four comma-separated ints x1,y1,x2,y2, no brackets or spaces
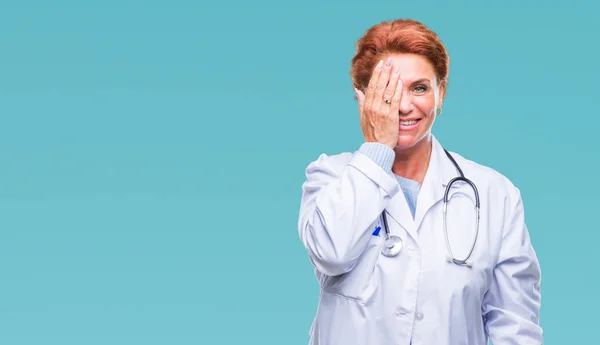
396,136,418,149
395,133,427,151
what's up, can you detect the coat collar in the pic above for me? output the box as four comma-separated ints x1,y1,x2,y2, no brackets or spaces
384,135,461,245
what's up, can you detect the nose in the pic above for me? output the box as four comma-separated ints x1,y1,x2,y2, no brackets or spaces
398,90,414,115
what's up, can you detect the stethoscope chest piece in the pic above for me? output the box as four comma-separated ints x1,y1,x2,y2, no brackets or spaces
381,235,403,257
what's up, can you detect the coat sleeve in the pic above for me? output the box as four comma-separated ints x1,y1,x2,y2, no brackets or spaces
297,151,400,276
482,187,543,344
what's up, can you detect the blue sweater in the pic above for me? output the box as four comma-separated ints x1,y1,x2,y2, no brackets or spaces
358,142,420,218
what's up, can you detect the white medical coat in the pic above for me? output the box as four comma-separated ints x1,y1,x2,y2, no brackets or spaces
297,136,542,345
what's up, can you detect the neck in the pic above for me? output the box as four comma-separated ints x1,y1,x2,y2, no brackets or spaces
392,135,433,185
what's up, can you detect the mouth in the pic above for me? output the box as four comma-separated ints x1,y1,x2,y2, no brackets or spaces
399,118,421,130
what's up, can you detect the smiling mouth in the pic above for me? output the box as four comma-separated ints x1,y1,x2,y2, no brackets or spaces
400,119,421,126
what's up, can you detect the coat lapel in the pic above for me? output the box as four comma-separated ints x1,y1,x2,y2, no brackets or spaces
414,136,461,231
383,135,460,245
384,177,417,241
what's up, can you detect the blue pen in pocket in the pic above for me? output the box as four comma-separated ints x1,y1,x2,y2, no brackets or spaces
372,226,381,237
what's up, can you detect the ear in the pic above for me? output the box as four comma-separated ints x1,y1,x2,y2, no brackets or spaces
437,79,447,112
352,83,367,101
355,88,365,110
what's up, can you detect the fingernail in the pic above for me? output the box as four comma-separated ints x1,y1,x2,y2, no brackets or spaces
385,57,392,66
393,65,399,74
376,60,383,69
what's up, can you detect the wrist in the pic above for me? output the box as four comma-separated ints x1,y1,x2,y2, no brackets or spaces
357,142,395,172
364,138,396,150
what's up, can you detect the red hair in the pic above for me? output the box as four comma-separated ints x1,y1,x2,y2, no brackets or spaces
350,19,450,93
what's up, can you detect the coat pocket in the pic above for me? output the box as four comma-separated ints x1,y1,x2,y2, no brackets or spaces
322,235,385,304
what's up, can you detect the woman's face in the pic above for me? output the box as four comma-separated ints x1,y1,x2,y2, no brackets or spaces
382,53,445,151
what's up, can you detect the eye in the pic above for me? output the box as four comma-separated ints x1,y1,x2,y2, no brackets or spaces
412,84,429,94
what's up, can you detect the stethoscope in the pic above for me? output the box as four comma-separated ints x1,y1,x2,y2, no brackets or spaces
379,149,481,267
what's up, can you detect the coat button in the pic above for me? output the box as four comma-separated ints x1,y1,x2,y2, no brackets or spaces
415,312,424,320
396,307,409,316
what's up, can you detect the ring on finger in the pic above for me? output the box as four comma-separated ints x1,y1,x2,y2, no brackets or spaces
384,99,391,104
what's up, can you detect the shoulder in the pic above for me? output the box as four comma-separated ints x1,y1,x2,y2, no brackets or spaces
303,151,356,177
444,150,527,240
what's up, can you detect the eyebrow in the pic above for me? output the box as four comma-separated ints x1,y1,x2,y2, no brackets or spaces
404,78,431,85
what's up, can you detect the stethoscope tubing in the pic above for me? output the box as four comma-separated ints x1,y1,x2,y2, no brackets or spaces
379,148,481,266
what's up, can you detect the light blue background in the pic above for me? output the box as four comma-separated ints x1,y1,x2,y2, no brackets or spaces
1,1,597,344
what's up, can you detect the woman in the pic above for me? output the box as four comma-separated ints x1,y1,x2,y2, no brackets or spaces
297,19,542,345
